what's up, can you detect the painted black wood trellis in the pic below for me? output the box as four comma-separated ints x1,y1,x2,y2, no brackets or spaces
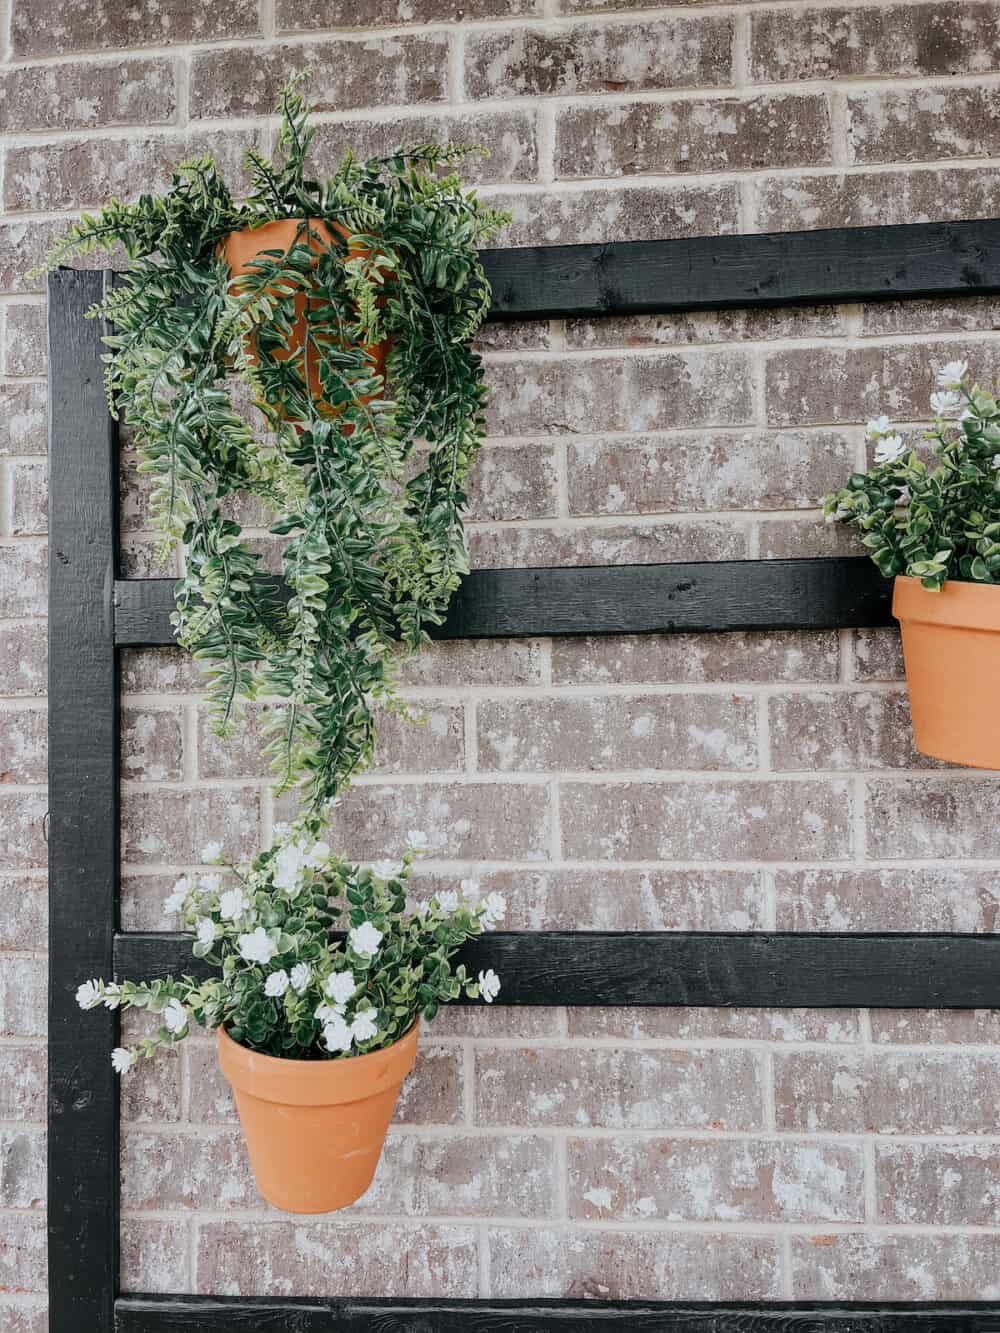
48,220,1000,1332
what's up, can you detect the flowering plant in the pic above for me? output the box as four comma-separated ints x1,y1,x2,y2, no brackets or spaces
823,361,1000,590
78,821,502,1069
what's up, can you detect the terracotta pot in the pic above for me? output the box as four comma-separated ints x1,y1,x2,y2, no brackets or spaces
221,217,390,422
893,574,1000,769
217,1020,419,1213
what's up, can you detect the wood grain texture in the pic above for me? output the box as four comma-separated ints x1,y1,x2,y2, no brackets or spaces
47,269,120,1333
481,219,1000,320
115,1296,1000,1331
113,558,894,647
114,931,1000,1009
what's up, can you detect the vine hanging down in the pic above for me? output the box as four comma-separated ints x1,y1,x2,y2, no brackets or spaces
37,74,509,812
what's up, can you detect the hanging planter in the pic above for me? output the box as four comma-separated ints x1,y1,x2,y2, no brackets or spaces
825,359,1000,769
217,1019,419,1213
36,72,509,813
221,217,390,424
892,575,1000,768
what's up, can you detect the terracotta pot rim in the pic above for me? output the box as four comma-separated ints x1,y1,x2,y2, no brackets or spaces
217,1019,420,1107
893,573,1000,632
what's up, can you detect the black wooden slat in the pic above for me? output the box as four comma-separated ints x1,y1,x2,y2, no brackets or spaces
114,930,1000,1010
115,1296,1000,1332
47,269,120,1333
481,218,1000,320
113,557,893,647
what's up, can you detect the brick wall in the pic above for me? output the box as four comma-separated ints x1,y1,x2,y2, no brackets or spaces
4,1,1000,1319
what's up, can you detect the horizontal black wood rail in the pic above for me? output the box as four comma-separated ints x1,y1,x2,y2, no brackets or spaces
481,218,1000,320
113,557,894,646
115,930,1000,1009
114,1296,1000,1331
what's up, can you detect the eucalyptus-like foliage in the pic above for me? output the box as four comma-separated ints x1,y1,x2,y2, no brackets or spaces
823,360,1000,590
76,824,504,1067
38,74,508,810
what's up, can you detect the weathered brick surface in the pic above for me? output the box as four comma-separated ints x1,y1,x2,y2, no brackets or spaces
489,182,740,247
5,129,264,213
308,110,539,187
0,383,47,456
774,1050,1000,1134
11,0,261,57
8,0,1000,1306
777,867,1000,932
567,430,854,514
568,1137,865,1222
866,777,1000,858
2,304,47,378
487,1227,784,1299
190,38,449,119
416,866,766,930
791,1233,1000,1299
476,1045,764,1129
277,0,541,27
769,689,927,770
0,56,176,134
750,4,1000,83
465,19,734,99
478,693,758,772
195,1220,479,1296
848,85,1000,165
556,95,831,179
551,631,840,684
878,1142,1000,1225
560,779,852,860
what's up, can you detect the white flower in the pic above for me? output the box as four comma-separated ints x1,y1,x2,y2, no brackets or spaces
930,390,961,415
992,454,1000,471
219,888,249,921
237,926,278,965
937,359,968,388
101,983,122,1011
406,830,429,851
304,840,329,868
323,1017,354,1053
324,971,357,1006
371,859,402,881
195,917,218,947
460,878,481,903
436,889,459,913
272,842,307,892
865,415,892,438
480,891,507,930
351,1009,379,1043
264,969,290,998
315,1002,345,1024
162,998,189,1034
200,840,224,864
415,900,430,918
874,433,906,465
478,968,501,1004
76,980,102,1010
290,962,311,993
198,872,223,895
111,1047,136,1074
349,922,383,958
162,877,190,915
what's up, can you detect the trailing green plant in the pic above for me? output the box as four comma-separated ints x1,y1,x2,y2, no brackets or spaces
37,73,508,811
823,361,1000,590
77,826,503,1066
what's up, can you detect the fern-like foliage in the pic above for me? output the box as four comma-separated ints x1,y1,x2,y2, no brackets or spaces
37,72,508,812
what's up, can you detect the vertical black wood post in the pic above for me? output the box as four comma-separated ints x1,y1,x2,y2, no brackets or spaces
47,268,119,1331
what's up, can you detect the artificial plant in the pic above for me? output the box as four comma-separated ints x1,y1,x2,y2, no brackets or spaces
39,73,508,812
823,361,1000,589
